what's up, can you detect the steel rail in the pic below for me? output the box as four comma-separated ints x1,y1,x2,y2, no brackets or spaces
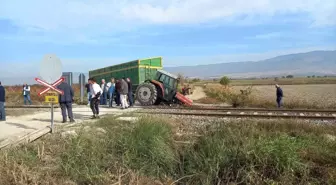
134,111,336,120
142,106,336,113
5,105,59,108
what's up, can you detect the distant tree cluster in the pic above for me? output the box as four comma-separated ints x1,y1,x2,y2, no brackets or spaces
191,78,201,83
307,75,329,78
220,76,230,86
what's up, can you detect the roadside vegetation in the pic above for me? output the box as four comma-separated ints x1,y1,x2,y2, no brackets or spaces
201,83,336,109
0,116,335,184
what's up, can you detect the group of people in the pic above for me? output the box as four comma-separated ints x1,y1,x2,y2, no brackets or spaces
86,77,133,107
0,79,285,123
85,77,134,119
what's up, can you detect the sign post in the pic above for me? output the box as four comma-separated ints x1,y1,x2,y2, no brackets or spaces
36,54,63,133
79,73,85,103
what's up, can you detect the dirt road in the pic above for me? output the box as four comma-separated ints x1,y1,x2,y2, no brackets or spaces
186,86,206,101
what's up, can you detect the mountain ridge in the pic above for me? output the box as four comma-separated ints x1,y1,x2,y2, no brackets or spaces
164,50,336,78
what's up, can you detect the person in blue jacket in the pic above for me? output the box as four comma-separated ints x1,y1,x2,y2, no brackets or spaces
0,81,5,121
275,84,284,108
108,78,116,107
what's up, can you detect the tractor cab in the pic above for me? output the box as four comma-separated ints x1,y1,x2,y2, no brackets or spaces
155,70,179,101
135,69,192,106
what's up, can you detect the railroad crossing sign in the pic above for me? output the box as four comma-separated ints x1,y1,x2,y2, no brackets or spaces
45,91,59,103
35,77,65,95
35,54,64,133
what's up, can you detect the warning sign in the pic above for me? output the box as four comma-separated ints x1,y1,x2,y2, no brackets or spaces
45,92,59,103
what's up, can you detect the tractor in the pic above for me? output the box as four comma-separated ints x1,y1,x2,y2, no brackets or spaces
135,70,193,106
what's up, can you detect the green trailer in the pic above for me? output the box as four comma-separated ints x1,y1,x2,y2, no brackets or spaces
88,57,163,92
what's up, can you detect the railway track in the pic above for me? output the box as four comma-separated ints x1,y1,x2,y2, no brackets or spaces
5,105,336,120
138,106,336,120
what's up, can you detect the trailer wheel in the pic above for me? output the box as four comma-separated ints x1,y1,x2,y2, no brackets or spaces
136,83,158,106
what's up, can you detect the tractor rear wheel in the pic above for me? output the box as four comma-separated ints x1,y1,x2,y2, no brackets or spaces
136,83,158,106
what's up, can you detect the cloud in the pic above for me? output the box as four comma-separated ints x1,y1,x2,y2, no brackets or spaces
0,0,335,31
0,0,334,45
253,32,283,39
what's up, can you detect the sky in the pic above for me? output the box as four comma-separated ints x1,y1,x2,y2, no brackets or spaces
0,0,336,81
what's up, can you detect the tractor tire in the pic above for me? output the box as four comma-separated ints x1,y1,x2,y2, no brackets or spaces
136,83,158,106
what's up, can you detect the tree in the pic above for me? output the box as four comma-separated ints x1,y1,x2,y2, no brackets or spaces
286,75,294,78
177,73,185,85
219,76,230,86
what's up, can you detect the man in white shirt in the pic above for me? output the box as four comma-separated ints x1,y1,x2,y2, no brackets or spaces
23,83,32,105
89,78,103,119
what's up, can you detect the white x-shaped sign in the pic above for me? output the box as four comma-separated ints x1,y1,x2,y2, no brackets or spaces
35,77,65,95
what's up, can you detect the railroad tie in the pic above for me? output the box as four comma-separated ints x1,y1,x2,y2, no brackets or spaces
300,113,304,116
283,113,288,115
315,113,321,117
240,112,245,115
253,112,258,115
267,113,273,115
226,112,231,114
332,114,336,117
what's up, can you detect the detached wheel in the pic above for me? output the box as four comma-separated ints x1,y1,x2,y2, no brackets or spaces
136,83,158,106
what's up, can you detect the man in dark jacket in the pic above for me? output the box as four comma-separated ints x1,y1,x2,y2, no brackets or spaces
115,79,121,106
58,82,75,123
0,81,5,121
275,84,283,108
85,83,91,105
126,78,133,106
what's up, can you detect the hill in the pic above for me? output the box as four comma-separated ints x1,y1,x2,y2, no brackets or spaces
165,50,336,78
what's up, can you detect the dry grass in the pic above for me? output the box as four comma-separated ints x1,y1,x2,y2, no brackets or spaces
233,84,336,109
5,84,82,106
204,83,336,109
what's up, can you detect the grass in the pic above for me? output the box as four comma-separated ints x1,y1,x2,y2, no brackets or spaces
202,84,336,109
0,116,335,184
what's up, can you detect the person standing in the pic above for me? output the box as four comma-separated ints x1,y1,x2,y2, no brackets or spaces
100,79,109,105
275,84,283,108
0,81,5,121
89,78,102,119
23,83,32,105
115,79,121,106
126,78,134,107
120,78,129,109
85,83,91,106
108,78,115,107
57,82,75,123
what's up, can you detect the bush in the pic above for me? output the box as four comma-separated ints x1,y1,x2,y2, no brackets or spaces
204,86,253,107
219,76,230,86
